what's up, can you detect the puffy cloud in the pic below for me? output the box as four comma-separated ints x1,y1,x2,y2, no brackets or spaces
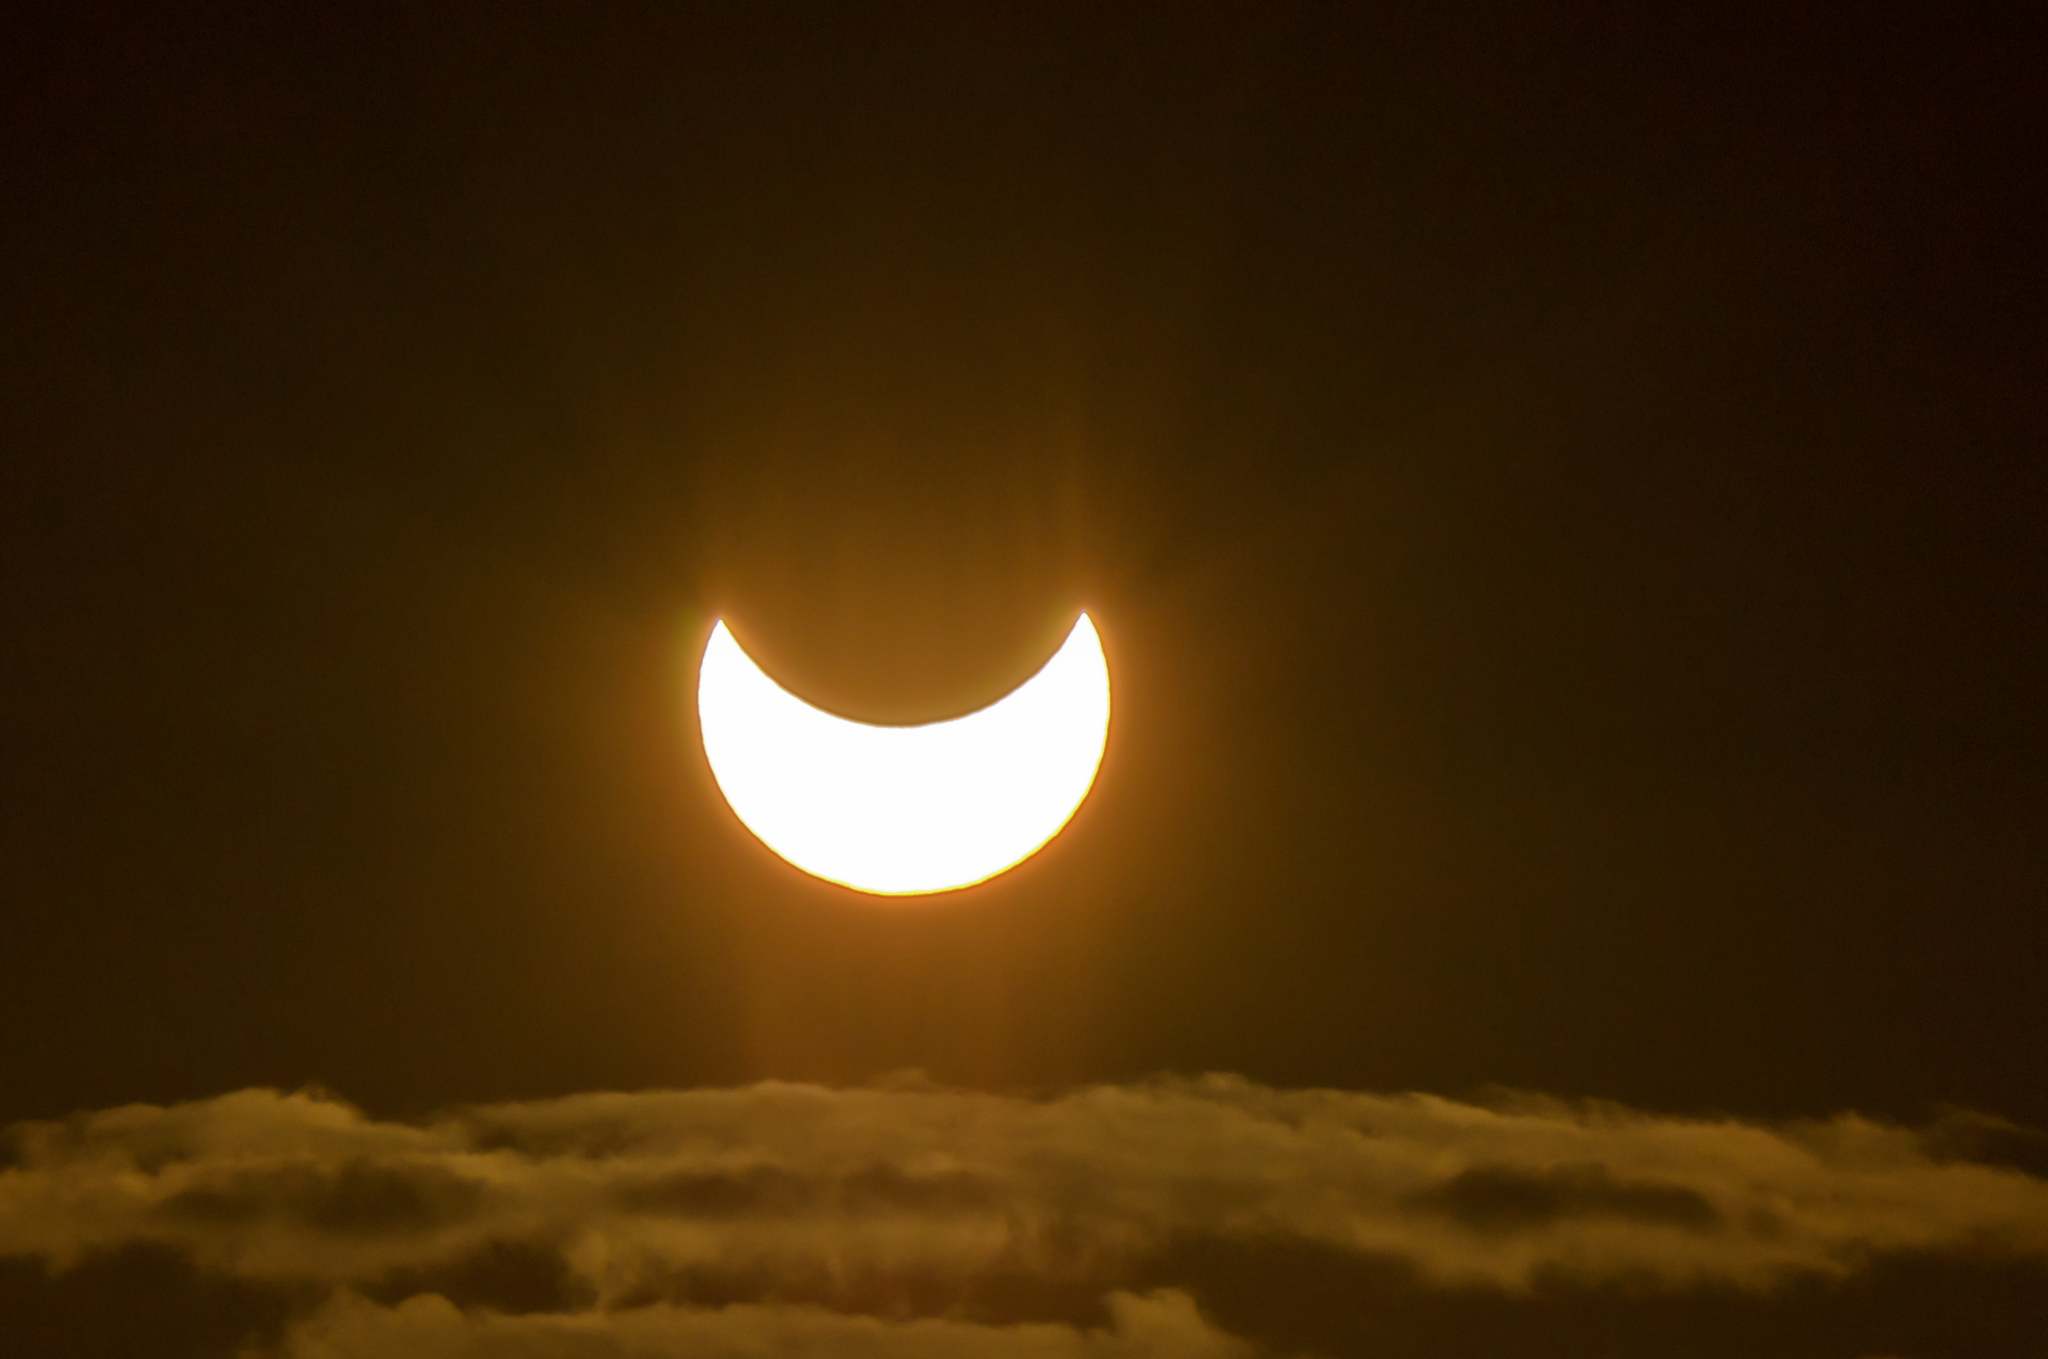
3,1077,2046,1355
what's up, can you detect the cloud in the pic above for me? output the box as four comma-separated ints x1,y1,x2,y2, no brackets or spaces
3,1077,2046,1355
1401,1161,1721,1234
262,1288,1252,1359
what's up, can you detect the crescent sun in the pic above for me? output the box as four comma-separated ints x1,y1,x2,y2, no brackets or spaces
697,613,1111,896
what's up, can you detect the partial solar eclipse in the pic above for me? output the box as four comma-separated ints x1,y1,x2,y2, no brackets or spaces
698,614,1111,895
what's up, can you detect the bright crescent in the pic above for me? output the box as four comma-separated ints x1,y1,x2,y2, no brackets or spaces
697,614,1111,895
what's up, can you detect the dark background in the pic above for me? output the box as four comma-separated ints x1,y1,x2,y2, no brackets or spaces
5,6,2041,1127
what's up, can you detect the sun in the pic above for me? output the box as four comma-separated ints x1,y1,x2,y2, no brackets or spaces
697,614,1111,895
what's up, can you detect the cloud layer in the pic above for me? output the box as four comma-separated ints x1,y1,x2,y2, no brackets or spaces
268,1287,1250,1359
4,1077,2046,1356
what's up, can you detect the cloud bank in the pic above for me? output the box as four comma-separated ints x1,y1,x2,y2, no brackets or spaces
4,1077,2045,1356
267,1287,1249,1359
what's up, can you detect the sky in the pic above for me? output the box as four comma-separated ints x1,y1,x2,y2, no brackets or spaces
4,6,2044,1355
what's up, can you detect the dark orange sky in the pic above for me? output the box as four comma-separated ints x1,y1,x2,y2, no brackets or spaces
4,6,2044,1355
